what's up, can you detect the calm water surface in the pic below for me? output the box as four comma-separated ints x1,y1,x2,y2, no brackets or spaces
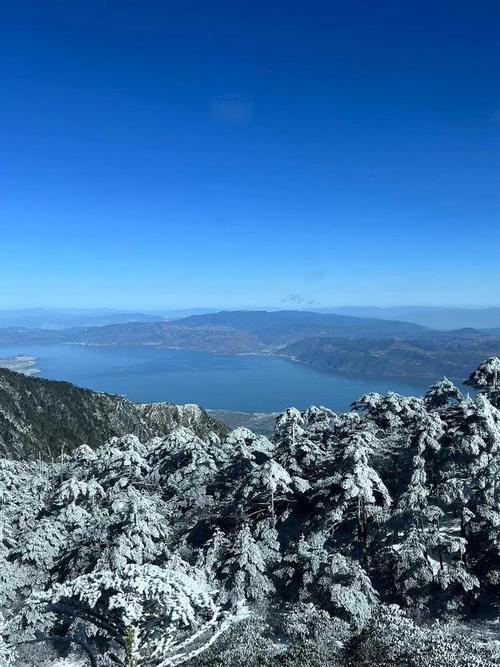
0,344,436,412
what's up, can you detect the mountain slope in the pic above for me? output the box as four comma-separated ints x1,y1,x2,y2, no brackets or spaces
175,310,428,343
69,321,260,351
0,310,429,352
284,331,500,379
0,368,227,460
0,321,261,352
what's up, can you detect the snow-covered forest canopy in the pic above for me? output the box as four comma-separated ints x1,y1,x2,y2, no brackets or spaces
2,358,500,666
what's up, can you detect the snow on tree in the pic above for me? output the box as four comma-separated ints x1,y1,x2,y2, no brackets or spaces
274,408,308,475
23,559,234,667
391,524,434,606
278,534,377,630
52,477,105,506
2,358,500,665
252,518,281,566
412,411,445,457
275,408,333,481
147,427,224,527
275,408,305,447
425,378,464,409
280,601,351,659
398,454,429,516
239,458,294,524
352,391,423,431
314,430,391,553
442,393,500,510
95,434,151,489
465,356,500,407
316,552,377,630
221,428,274,470
149,427,222,488
13,516,68,571
0,612,16,666
95,488,171,570
197,527,230,578
220,523,274,604
357,603,499,667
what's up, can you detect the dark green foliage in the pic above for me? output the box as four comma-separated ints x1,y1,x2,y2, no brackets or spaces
0,367,227,459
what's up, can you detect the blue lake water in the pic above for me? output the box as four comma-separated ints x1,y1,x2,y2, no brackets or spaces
0,344,437,412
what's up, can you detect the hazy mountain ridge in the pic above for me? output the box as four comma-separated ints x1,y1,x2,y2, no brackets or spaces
73,321,262,352
284,331,500,379
2,311,500,381
0,308,166,329
0,367,227,460
324,306,500,330
4,306,500,332
0,310,427,349
176,309,428,341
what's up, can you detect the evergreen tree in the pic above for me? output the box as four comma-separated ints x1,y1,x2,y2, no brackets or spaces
465,356,500,407
2,358,500,665
315,430,391,555
221,523,274,605
424,378,464,409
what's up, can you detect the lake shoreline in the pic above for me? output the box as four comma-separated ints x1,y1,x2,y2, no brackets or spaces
60,341,458,383
0,355,40,376
0,343,450,413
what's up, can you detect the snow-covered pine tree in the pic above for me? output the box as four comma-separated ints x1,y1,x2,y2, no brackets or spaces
465,356,500,408
277,533,377,630
314,430,391,557
220,522,274,605
424,378,464,409
23,559,233,667
2,357,500,665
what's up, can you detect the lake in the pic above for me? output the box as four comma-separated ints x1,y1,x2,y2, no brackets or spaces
0,343,437,412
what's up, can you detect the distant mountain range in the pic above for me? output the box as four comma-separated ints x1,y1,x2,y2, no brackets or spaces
3,306,500,331
0,308,165,329
176,310,428,341
322,306,500,330
1,309,500,381
0,367,227,459
0,310,427,351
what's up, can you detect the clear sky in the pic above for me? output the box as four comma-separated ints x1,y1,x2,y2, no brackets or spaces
1,1,499,309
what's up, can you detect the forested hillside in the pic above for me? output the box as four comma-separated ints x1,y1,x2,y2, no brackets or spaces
1,359,500,666
0,368,226,459
284,329,500,379
0,309,427,352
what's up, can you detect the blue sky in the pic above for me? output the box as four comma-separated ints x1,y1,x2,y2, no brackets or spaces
1,1,499,309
